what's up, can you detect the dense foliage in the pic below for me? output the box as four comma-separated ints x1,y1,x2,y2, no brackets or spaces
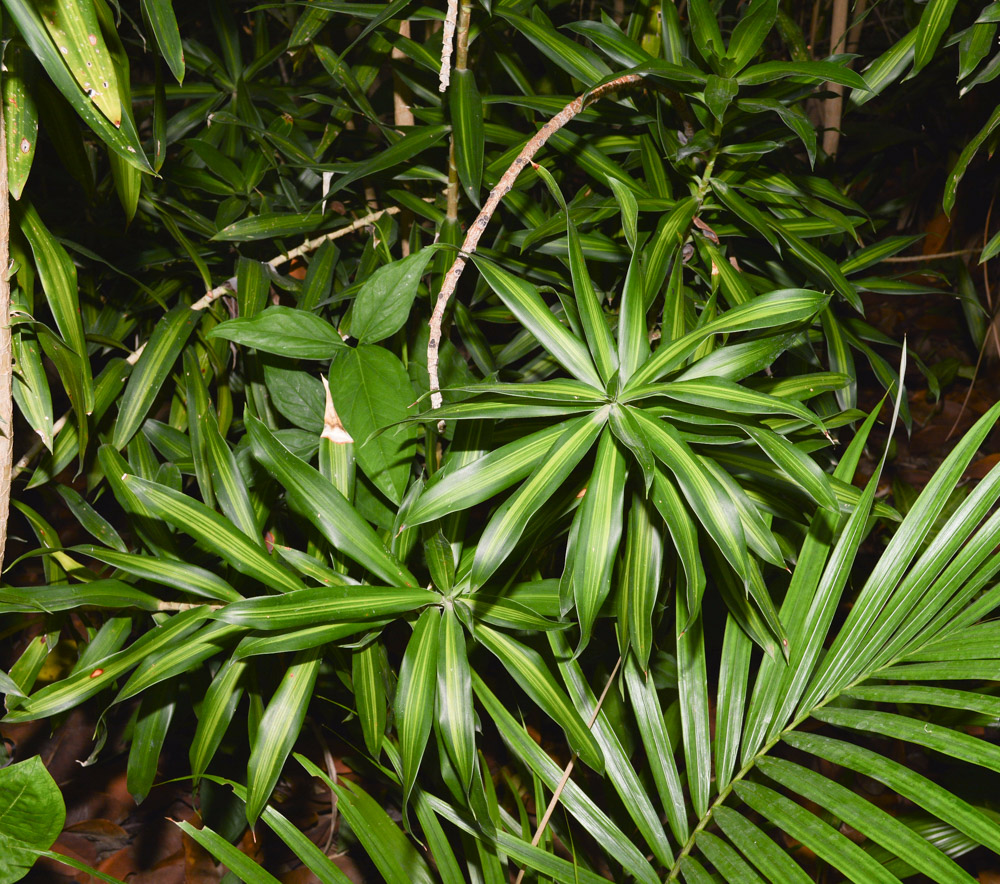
2,0,1000,882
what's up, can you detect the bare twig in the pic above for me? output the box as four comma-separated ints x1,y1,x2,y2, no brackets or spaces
880,248,981,263
511,655,623,884
427,74,645,413
0,107,12,572
392,21,416,129
846,0,868,54
14,210,398,481
822,0,849,157
191,207,402,311
439,0,459,92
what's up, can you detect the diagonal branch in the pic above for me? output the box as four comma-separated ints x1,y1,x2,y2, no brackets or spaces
426,73,645,414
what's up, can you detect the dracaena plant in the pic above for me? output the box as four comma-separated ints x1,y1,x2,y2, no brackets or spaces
3,1,1000,884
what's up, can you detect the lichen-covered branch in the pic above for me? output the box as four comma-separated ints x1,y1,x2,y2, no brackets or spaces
0,108,12,571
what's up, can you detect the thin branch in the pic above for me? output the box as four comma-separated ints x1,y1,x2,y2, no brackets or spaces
439,0,459,92
13,209,399,481
427,73,645,413
512,655,623,884
880,248,981,263
444,0,474,223
0,107,12,573
191,207,402,311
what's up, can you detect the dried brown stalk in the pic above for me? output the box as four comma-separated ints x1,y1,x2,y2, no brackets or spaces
427,73,645,413
0,107,11,572
511,656,623,884
444,0,474,224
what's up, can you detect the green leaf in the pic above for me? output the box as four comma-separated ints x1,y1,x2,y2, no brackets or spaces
475,624,604,774
626,288,827,390
451,68,484,205
3,41,39,200
758,756,975,884
849,28,917,107
726,0,778,71
570,428,625,649
619,492,662,670
214,585,438,630
73,545,240,603
2,0,151,172
351,248,439,343
296,758,436,884
177,821,282,883
328,345,417,504
407,422,566,527
127,680,175,804
913,0,960,74
688,0,725,60
208,306,347,359
247,414,419,586
785,732,1000,858
123,474,305,592
327,125,450,198
704,75,738,120
735,780,904,884
213,211,325,242
738,59,869,90
20,202,93,409
436,607,475,792
140,0,184,82
470,409,606,588
498,10,612,86
353,640,387,758
113,305,198,449
0,756,66,883
632,408,748,583
473,256,603,390
190,658,246,779
676,590,711,818
617,241,650,384
714,806,814,883
246,647,322,825
623,657,689,844
943,104,1000,216
395,608,440,812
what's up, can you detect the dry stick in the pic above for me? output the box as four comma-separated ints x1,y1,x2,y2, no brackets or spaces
12,209,399,481
427,73,644,413
0,107,12,574
392,21,416,129
822,0,849,158
511,655,624,884
439,0,459,92
880,248,981,263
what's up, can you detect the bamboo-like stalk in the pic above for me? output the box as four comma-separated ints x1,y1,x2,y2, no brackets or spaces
0,103,11,572
427,74,644,413
822,0,849,157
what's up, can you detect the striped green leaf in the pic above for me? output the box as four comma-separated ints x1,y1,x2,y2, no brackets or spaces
849,27,917,107
619,492,663,670
123,474,305,593
0,579,157,614
626,288,827,390
744,425,839,512
475,624,603,773
114,305,198,449
5,607,209,721
214,585,438,630
177,821,281,883
617,243,650,384
406,422,567,527
247,414,419,587
190,658,246,778
570,428,625,649
498,10,611,86
738,59,869,90
4,41,39,200
246,647,322,825
676,589,712,818
473,256,603,389
436,607,475,791
353,640,387,758
913,0,960,74
140,0,185,83
714,807,814,883
470,409,606,588
726,0,778,71
396,607,441,810
451,69,483,205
